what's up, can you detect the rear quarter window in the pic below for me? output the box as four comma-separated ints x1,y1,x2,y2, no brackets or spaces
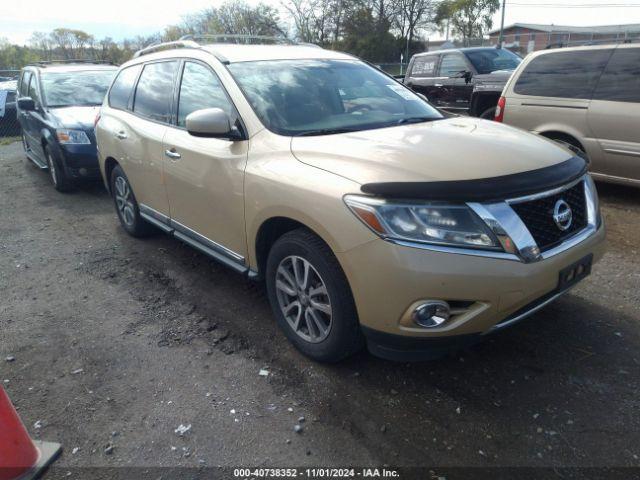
593,47,640,103
514,49,613,99
410,56,437,77
108,64,142,110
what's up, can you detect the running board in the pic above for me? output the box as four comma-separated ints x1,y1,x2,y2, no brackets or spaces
25,149,47,169
139,207,253,277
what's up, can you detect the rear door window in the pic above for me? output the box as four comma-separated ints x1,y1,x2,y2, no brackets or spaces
514,49,613,99
593,47,640,103
410,56,438,77
109,64,142,110
438,54,468,77
133,61,179,123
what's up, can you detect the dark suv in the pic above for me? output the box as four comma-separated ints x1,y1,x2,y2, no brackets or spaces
404,47,521,119
17,61,117,191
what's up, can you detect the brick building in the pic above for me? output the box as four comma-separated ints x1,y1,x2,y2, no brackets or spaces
487,23,640,55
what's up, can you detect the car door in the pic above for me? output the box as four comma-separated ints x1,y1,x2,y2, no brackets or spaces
21,72,45,160
437,53,474,111
163,60,249,264
405,55,441,101
587,46,640,182
118,60,180,218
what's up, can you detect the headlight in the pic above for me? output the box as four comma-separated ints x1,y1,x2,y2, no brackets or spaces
344,195,500,250
56,129,91,145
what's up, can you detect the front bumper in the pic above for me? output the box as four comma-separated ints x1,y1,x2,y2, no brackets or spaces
55,143,101,179
337,223,606,361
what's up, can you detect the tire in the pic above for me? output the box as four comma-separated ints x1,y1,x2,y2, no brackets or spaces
109,165,155,237
44,145,74,192
265,228,364,362
479,106,496,120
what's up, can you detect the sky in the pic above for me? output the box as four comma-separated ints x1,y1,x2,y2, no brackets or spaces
2,0,640,45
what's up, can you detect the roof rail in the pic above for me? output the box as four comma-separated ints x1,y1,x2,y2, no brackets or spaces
179,34,295,45
27,59,117,67
133,40,200,58
546,36,640,49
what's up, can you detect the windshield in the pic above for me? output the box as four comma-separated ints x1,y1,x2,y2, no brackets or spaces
41,70,116,108
464,49,522,74
227,59,443,136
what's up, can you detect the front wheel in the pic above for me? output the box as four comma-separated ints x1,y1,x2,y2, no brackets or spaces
45,146,73,192
110,165,155,237
265,229,364,362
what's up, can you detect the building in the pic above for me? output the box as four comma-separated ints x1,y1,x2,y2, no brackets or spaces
488,23,640,55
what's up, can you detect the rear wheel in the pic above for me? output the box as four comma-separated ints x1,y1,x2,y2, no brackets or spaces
45,146,73,192
479,106,497,120
265,229,364,362
110,165,155,237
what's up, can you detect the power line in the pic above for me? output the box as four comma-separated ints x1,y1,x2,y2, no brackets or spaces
508,2,640,6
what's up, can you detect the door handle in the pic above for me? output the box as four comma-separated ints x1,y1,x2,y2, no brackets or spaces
434,84,444,87
115,131,128,140
165,149,181,160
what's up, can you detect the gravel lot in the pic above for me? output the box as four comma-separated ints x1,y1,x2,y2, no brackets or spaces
1,141,639,478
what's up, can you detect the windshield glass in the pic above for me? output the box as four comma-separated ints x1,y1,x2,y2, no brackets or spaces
41,70,116,108
227,59,443,136
464,49,522,74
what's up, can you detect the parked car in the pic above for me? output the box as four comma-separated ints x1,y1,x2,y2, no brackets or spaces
16,61,117,191
0,79,19,137
404,47,522,118
96,37,605,362
497,44,640,187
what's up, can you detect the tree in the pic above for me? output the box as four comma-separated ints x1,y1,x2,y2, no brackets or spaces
393,0,434,59
434,0,499,46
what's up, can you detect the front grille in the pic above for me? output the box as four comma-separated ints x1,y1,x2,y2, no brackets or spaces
510,180,587,252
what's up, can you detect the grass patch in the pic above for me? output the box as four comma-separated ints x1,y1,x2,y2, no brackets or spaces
0,136,20,146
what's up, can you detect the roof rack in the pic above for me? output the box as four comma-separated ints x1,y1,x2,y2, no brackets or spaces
133,40,200,58
27,59,117,67
179,34,295,45
546,36,640,49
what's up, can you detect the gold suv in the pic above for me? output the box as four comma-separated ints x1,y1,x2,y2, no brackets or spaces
96,36,606,362
497,44,640,187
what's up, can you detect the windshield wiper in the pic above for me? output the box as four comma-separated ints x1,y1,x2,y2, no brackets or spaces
294,127,361,137
395,116,439,125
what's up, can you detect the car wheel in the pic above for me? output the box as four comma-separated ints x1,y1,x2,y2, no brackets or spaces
110,165,155,237
480,106,497,120
44,146,73,192
265,229,364,363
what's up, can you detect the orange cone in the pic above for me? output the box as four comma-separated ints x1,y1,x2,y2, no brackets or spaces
0,387,61,480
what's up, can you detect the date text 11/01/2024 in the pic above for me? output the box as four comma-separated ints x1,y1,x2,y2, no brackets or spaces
233,468,400,478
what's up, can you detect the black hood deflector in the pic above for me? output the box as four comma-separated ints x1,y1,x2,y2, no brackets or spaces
360,156,588,202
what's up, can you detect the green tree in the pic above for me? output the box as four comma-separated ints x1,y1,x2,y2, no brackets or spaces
434,0,499,46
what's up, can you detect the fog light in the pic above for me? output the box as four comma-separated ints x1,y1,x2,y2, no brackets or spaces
412,301,451,328
79,168,88,176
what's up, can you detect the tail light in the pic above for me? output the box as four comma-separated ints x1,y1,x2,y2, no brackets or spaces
494,96,506,123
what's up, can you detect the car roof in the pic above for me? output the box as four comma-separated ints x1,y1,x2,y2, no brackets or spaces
26,64,118,73
525,43,637,61
412,46,502,58
202,44,353,63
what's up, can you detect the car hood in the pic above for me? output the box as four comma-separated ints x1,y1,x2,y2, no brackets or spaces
48,106,100,130
290,116,572,186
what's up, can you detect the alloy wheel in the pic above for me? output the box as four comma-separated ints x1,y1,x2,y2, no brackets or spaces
46,152,58,186
275,255,333,343
114,176,135,227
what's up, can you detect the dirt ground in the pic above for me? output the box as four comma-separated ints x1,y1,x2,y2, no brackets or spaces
1,141,639,479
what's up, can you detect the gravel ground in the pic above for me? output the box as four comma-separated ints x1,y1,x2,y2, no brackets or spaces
1,141,639,478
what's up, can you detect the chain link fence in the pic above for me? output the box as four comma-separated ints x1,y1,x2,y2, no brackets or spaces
0,70,21,142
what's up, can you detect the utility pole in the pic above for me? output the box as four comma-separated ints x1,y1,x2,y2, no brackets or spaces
498,0,506,48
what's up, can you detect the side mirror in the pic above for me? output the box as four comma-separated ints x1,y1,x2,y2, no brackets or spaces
18,97,36,111
185,108,243,140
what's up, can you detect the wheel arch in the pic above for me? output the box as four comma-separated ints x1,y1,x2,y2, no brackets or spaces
103,157,120,194
252,215,341,281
